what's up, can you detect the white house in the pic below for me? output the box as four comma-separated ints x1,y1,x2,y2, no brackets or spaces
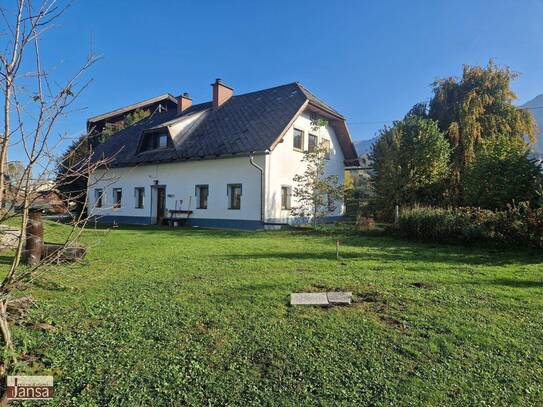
88,79,359,230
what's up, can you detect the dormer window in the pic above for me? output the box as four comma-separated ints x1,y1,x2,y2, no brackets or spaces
139,131,171,152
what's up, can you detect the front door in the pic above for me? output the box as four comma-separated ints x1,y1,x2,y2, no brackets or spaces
156,187,166,225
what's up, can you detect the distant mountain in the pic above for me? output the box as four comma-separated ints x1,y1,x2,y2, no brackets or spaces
354,137,378,156
522,95,543,155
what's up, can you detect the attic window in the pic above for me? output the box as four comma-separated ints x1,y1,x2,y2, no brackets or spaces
139,131,170,152
158,134,167,148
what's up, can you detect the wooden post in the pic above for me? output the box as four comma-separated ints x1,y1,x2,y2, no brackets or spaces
25,210,44,266
395,205,400,225
336,240,340,260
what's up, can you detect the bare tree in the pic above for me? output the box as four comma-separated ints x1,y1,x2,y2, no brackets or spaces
0,0,110,379
0,0,68,206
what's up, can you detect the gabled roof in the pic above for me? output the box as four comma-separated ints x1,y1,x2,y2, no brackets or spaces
91,82,359,166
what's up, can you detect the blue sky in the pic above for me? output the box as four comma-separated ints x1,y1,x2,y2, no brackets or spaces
6,0,543,163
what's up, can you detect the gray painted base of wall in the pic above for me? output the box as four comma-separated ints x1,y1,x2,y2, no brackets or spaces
92,215,152,225
266,216,345,225
188,218,263,230
91,215,346,230
92,215,263,230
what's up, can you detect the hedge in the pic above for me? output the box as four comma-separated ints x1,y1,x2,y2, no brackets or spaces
391,203,543,248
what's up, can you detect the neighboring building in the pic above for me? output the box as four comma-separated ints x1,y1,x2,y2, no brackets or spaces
88,79,359,229
86,94,177,137
4,178,68,214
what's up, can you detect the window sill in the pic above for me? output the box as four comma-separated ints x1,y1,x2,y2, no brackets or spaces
228,208,241,210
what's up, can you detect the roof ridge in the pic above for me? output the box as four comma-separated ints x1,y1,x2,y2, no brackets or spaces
229,82,298,98
171,82,299,108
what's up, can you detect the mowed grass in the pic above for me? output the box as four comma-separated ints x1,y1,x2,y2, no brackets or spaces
3,222,543,406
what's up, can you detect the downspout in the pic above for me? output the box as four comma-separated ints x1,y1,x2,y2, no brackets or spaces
249,152,265,225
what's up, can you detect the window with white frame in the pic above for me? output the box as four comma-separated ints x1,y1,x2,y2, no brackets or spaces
281,186,291,210
113,188,122,208
134,187,145,209
227,184,242,210
196,185,209,209
94,188,103,208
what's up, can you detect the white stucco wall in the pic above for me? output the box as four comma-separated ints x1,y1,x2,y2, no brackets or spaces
265,111,346,223
88,155,265,223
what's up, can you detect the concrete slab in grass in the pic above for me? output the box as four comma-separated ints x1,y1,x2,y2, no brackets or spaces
290,293,329,306
327,292,352,305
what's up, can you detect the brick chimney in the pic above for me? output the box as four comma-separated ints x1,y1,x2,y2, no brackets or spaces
211,78,233,109
177,92,192,115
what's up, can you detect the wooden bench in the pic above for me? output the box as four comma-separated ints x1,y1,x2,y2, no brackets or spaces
168,209,193,227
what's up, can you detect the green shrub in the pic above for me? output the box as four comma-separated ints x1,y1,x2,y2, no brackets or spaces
392,203,543,248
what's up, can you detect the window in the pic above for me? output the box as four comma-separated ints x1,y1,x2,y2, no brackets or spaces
228,184,242,210
139,132,170,152
113,188,122,208
321,139,331,159
196,185,209,209
327,193,336,212
281,186,291,210
293,128,304,151
308,134,318,153
94,188,103,208
135,187,145,209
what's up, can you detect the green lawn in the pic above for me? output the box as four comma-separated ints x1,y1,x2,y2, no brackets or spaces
3,222,543,406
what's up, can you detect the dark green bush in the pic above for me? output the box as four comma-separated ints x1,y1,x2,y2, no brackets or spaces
392,203,543,248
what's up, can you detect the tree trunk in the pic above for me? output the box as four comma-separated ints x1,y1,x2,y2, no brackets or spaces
0,299,13,351
24,211,44,266
0,80,11,207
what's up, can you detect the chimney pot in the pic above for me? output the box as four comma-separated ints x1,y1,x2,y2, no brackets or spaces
211,78,233,109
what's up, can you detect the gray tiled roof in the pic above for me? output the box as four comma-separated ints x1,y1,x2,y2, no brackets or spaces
91,82,353,167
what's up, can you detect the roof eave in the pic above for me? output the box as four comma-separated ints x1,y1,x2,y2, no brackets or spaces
100,150,270,169
306,100,345,120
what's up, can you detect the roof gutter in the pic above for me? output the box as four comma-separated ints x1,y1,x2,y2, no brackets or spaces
249,152,265,225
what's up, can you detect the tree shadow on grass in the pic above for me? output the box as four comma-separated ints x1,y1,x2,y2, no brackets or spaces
474,278,543,289
0,255,14,265
87,224,273,239
84,223,543,267
217,244,543,268
331,234,543,267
